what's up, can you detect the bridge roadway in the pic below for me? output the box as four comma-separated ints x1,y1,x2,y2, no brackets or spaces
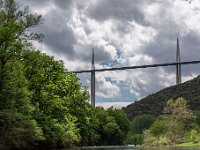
72,60,200,73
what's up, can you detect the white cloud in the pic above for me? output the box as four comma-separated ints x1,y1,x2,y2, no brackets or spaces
96,102,132,109
17,0,200,107
127,54,154,66
95,73,120,98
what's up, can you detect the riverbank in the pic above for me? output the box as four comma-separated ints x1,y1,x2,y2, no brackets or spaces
137,142,200,150
81,145,136,149
176,142,200,147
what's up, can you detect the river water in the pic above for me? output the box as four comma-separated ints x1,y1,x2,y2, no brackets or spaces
65,145,200,150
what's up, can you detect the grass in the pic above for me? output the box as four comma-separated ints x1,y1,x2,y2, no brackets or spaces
176,142,200,147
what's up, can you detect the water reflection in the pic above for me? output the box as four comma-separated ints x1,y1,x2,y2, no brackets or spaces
143,146,200,150
65,145,200,150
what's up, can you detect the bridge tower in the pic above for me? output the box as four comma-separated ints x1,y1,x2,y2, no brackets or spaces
176,38,181,85
91,49,95,106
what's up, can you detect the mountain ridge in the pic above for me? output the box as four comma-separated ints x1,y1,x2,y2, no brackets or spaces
123,75,200,119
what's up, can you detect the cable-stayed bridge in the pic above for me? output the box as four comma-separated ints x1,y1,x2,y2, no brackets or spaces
71,39,200,106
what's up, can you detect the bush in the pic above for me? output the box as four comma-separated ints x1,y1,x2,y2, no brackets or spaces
131,114,156,134
158,136,171,146
143,130,158,146
185,129,200,143
126,134,143,146
149,118,168,137
194,111,200,125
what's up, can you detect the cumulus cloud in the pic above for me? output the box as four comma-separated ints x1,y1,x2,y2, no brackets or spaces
96,102,132,109
87,0,152,26
16,0,200,107
95,73,120,98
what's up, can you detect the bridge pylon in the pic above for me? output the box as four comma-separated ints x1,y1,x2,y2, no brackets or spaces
91,49,95,106
176,38,181,85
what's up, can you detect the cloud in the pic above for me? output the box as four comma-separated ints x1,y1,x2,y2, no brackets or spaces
96,102,132,109
53,0,73,10
15,0,200,108
35,12,76,61
87,0,152,26
95,73,120,98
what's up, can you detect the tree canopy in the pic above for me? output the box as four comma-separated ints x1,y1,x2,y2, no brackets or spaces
0,0,131,149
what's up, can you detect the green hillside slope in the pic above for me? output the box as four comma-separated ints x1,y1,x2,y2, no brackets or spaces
123,75,200,119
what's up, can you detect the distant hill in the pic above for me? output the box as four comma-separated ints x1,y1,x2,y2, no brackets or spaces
123,75,200,119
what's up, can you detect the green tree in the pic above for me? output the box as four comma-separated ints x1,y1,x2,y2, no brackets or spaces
163,97,193,123
194,111,200,126
0,0,43,67
103,116,120,145
0,0,83,148
0,0,135,148
21,50,83,147
162,97,193,143
149,118,168,137
126,134,143,146
0,59,44,149
107,108,130,145
126,114,155,145
131,114,156,134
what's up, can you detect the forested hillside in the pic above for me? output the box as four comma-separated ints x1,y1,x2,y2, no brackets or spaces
124,75,200,119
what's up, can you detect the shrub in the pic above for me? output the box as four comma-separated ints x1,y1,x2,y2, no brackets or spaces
149,118,168,137
131,114,156,134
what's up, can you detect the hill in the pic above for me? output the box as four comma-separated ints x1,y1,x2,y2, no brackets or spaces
123,75,200,119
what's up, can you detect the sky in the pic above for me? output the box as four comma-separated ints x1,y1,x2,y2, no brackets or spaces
17,0,200,108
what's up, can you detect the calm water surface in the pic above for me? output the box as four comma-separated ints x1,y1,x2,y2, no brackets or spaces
64,145,200,150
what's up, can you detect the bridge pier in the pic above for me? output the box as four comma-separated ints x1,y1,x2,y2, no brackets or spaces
176,38,181,85
91,49,95,106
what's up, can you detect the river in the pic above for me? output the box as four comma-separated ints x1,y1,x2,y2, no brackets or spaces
65,145,200,150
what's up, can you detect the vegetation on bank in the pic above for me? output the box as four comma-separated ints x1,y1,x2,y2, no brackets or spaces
126,97,200,147
0,0,130,149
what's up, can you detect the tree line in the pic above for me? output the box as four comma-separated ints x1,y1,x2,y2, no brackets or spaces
127,97,200,146
0,0,130,149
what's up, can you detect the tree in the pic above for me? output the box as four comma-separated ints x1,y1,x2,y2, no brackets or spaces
149,118,168,137
162,97,193,143
126,134,143,146
0,0,43,67
0,0,134,148
0,1,45,148
126,114,155,146
21,50,83,147
163,97,193,122
0,0,83,148
107,108,130,145
131,114,156,134
0,59,44,149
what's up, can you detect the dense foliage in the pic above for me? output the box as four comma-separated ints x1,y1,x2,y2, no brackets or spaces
0,0,130,149
126,114,155,145
127,97,200,146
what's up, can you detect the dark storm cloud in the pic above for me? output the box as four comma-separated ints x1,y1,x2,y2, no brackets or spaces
74,45,116,63
180,31,200,75
14,0,200,103
17,0,118,62
16,0,78,60
36,10,77,59
135,0,200,76
53,0,74,10
17,0,52,8
17,0,200,73
17,0,73,10
141,25,200,76
181,30,200,61
87,0,152,26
